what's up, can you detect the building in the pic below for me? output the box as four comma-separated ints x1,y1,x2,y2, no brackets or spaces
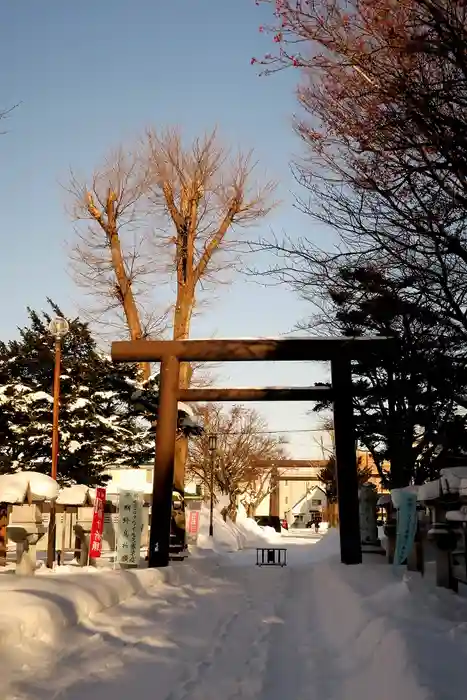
288,486,328,527
252,452,388,523
104,465,201,499
251,459,328,524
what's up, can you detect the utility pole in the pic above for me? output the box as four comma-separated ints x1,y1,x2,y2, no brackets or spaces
208,434,217,537
46,317,69,569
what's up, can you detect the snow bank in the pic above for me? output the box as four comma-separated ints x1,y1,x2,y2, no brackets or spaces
196,504,280,553
310,562,442,699
308,554,467,698
0,471,59,503
0,566,166,659
298,528,340,564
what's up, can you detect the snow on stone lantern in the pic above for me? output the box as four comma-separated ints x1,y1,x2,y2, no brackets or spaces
0,471,59,574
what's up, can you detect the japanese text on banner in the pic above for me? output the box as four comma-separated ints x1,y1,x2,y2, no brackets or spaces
89,487,106,559
117,490,143,566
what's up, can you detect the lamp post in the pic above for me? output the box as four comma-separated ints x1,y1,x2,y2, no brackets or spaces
46,317,69,569
208,434,217,538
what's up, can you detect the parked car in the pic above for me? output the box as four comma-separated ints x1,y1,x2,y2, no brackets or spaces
254,515,283,533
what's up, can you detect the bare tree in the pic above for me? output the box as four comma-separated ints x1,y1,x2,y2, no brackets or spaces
144,127,277,389
68,129,277,536
67,147,168,380
188,403,288,521
68,129,277,387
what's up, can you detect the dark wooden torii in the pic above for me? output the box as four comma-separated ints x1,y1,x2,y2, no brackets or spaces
111,336,395,569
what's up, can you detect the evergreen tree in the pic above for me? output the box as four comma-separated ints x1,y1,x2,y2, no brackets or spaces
0,300,154,486
318,456,373,505
312,266,467,487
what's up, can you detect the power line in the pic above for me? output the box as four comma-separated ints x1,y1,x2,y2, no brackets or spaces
210,428,329,435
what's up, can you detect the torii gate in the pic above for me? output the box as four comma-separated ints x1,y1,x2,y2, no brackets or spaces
111,336,395,569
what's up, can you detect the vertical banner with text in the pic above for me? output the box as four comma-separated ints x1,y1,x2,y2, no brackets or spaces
117,490,143,567
185,499,202,545
89,487,106,559
394,491,418,566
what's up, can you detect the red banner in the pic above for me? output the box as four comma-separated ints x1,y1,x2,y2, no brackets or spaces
89,487,106,559
188,510,200,535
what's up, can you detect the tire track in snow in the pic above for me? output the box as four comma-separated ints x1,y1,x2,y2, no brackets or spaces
256,568,322,700
164,567,287,700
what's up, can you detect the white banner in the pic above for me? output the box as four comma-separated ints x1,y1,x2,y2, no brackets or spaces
116,490,143,566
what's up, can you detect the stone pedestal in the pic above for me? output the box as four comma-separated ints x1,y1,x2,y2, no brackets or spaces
7,504,46,575
427,523,459,591
73,523,95,566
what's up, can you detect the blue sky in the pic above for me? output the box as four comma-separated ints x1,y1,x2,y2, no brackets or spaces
0,0,333,458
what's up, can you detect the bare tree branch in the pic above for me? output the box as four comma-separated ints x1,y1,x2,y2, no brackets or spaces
188,403,288,520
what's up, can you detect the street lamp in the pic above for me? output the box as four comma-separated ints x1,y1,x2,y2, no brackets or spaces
46,317,69,568
208,434,217,538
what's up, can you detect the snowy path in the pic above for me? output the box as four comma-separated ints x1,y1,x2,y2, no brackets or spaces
7,538,467,700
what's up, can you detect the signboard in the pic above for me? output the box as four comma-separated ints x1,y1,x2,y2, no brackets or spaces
89,487,106,559
185,500,202,545
117,490,143,567
188,510,200,535
394,491,418,566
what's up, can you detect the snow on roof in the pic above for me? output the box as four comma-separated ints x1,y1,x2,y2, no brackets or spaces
0,472,59,504
56,485,93,506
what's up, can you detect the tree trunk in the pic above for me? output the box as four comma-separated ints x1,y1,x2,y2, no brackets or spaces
172,287,195,548
173,287,194,388
227,495,238,523
246,504,255,518
110,231,150,381
87,191,150,380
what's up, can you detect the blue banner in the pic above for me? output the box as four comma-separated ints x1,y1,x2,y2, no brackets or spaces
394,491,418,566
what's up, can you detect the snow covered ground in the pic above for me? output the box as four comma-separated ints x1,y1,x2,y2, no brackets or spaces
2,528,467,700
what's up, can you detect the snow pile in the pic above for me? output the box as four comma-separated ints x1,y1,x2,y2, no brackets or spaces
295,527,340,565
311,557,467,699
235,503,281,546
196,504,280,553
0,566,166,666
310,561,445,699
0,471,59,503
196,506,242,552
